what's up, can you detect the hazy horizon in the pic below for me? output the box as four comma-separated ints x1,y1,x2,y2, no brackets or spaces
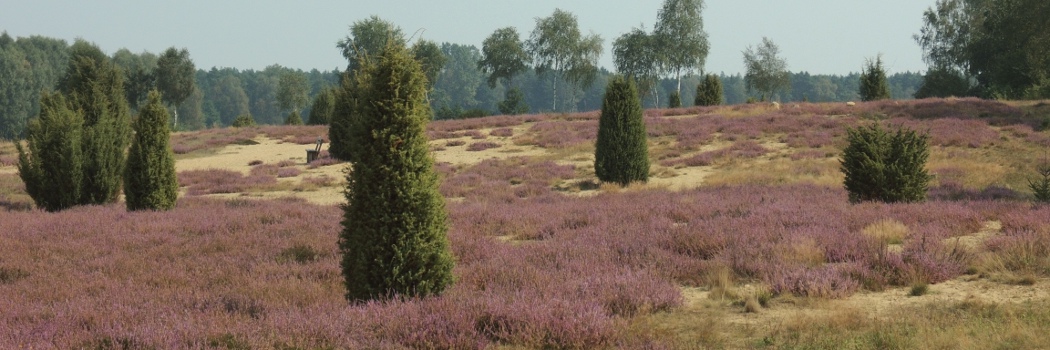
2,0,937,75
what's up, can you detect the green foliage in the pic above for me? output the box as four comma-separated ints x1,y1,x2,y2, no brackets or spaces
498,87,529,115
307,87,335,125
528,9,603,112
653,0,710,95
694,74,724,106
479,27,530,88
668,91,681,108
16,92,83,212
1029,163,1050,203
276,71,309,114
328,79,353,160
411,39,446,89
111,48,158,111
595,76,649,186
613,27,659,100
124,91,178,211
916,0,1050,99
284,110,303,125
231,113,256,127
0,33,69,140
155,47,195,128
57,40,131,206
337,15,405,75
339,42,454,302
915,67,971,98
841,123,933,204
743,37,791,101
431,43,484,114
859,56,892,101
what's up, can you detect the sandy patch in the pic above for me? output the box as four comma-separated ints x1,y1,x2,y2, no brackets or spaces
431,136,548,166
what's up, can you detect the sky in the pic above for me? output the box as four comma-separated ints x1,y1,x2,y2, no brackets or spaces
1,0,938,75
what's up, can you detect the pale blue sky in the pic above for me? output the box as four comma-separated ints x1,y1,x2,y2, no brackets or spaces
1,0,937,75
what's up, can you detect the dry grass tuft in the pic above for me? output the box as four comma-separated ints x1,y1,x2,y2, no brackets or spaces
862,219,910,245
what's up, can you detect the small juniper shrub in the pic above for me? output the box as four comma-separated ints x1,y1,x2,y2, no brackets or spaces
694,74,724,106
594,76,649,186
466,141,501,152
841,122,932,203
1029,162,1050,203
231,113,256,127
284,110,304,125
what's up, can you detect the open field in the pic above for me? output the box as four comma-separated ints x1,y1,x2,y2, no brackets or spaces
2,98,1050,348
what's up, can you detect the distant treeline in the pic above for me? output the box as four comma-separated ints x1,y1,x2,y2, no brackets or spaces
1,32,921,138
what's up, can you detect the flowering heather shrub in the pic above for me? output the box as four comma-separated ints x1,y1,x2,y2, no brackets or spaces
0,153,16,167
276,167,302,178
248,159,263,166
889,117,1000,148
790,149,833,160
518,120,598,148
466,141,501,152
440,157,575,200
1,185,1044,347
249,164,279,177
298,175,336,188
177,169,277,195
169,127,260,155
489,128,514,137
427,115,531,135
446,139,466,147
463,129,487,140
275,159,297,168
258,125,328,145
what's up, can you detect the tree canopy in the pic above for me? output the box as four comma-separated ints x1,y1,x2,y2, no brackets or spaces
743,37,791,101
653,0,710,94
156,47,196,128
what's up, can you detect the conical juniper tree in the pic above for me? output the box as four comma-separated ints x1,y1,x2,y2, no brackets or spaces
57,40,132,205
694,74,724,106
339,41,454,302
16,92,84,212
859,55,892,101
124,91,178,211
595,75,650,186
841,123,932,203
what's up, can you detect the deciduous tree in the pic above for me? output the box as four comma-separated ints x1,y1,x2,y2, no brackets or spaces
613,27,660,105
156,47,195,129
653,0,710,95
528,9,603,112
743,37,790,101
479,27,530,88
277,71,309,115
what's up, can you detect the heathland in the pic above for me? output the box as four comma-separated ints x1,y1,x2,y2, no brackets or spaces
2,98,1050,348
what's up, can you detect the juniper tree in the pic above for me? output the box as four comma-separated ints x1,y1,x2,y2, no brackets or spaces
124,91,178,211
841,123,932,203
668,91,682,108
859,56,892,101
57,40,132,205
284,110,304,125
694,74,724,106
16,92,83,212
339,42,454,302
307,87,335,125
595,76,650,186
